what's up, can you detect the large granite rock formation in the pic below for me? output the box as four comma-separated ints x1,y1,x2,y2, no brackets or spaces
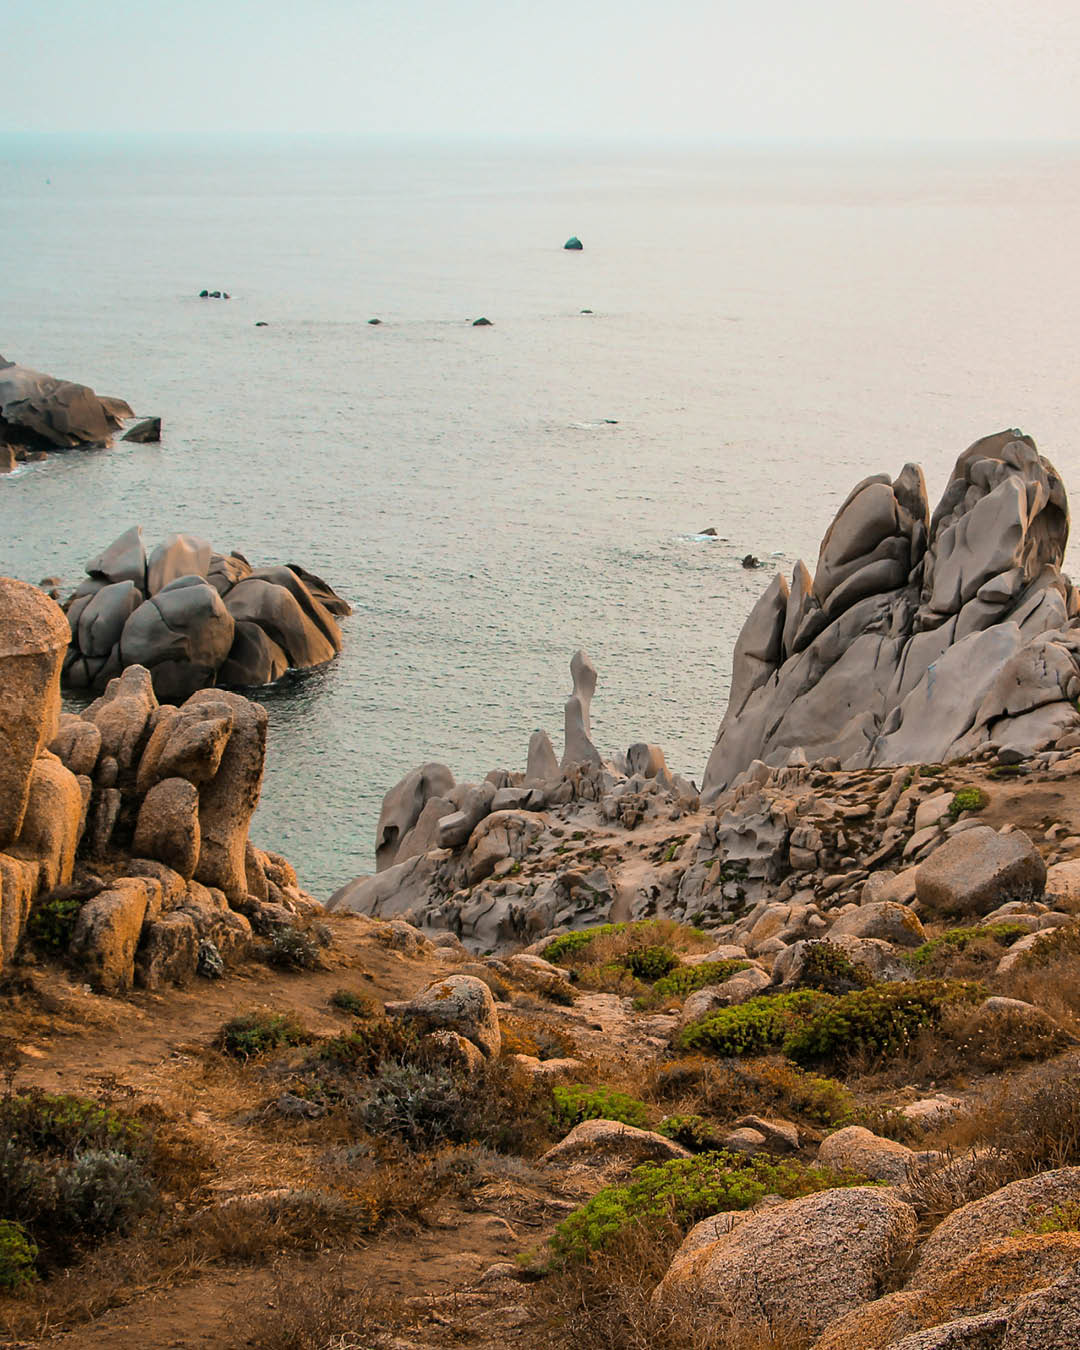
0,578,321,989
0,356,137,457
703,432,1080,797
59,528,351,697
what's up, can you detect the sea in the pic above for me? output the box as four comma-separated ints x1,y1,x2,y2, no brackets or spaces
3,134,1080,899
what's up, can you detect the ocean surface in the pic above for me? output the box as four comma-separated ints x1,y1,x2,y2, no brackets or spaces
4,135,1080,898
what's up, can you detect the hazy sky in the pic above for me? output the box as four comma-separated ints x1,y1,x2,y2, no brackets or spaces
7,0,1080,141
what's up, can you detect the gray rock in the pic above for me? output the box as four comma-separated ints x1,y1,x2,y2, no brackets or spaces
146,533,212,595
829,900,927,948
120,579,235,700
526,729,560,782
562,648,601,768
702,435,1077,796
915,826,1046,916
0,358,133,449
133,777,201,878
386,974,500,1058
223,578,335,670
217,620,289,687
121,416,161,443
86,525,147,589
375,762,456,871
77,580,143,659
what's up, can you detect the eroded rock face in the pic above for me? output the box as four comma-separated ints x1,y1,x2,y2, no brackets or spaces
0,579,71,847
915,827,1046,917
0,356,134,451
655,1186,917,1337
703,434,1079,795
60,528,349,696
385,974,501,1058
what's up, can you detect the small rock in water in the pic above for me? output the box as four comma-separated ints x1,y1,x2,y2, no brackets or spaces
122,417,161,444
199,289,209,298
741,553,763,569
564,236,583,250
367,318,382,325
603,418,618,424
700,527,718,537
254,321,268,327
472,316,493,327
580,308,593,314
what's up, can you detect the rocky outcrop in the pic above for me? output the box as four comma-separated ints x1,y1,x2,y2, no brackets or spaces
59,527,350,696
0,356,137,456
703,433,1079,796
0,576,321,988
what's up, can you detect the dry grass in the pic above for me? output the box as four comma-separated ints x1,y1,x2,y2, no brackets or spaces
645,1054,855,1132
227,1261,407,1350
519,1220,812,1350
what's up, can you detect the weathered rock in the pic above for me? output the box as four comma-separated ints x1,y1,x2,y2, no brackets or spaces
122,416,161,443
562,649,601,768
77,581,144,659
70,877,151,991
84,664,158,770
136,698,234,795
385,974,500,1057
541,1119,691,1170
0,578,71,847
14,752,83,890
375,763,456,871
915,826,1046,916
464,811,543,885
120,578,235,700
829,900,926,948
655,1186,917,1337
888,1311,1009,1348
146,534,212,594
86,526,147,588
812,1289,936,1350
135,911,199,987
817,1125,917,1184
1003,1259,1080,1347
0,852,39,965
133,777,201,878
0,357,133,448
525,730,560,783
702,435,1077,794
217,621,288,686
48,715,102,779
224,578,335,670
911,1169,1080,1288
184,690,266,903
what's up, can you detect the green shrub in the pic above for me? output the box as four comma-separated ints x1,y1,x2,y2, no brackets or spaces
792,941,873,994
548,1152,867,1260
216,1010,309,1060
0,1091,142,1155
318,1019,424,1074
650,1055,856,1127
543,920,704,965
657,1114,726,1151
0,1220,37,1289
677,990,828,1056
329,988,380,1017
53,1148,155,1234
620,945,679,982
638,959,749,1007
25,892,84,953
783,979,984,1068
264,926,322,971
906,923,1029,970
948,787,988,820
552,1084,650,1131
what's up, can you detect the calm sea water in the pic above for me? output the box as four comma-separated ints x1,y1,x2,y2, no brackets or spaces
4,135,1080,897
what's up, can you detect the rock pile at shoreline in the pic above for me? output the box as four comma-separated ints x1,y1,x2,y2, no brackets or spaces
0,577,320,991
703,431,1080,796
0,356,139,461
60,526,351,697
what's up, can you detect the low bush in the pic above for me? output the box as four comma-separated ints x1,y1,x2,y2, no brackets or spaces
677,991,828,1056
552,1085,650,1132
24,892,84,954
548,1152,866,1260
944,1056,1080,1171
1016,924,1080,969
948,787,988,820
648,1055,855,1128
637,960,750,1008
263,926,322,971
657,1114,726,1152
0,1220,37,1290
544,920,707,967
783,980,984,1069
0,1091,165,1272
317,1018,425,1074
328,988,380,1017
790,941,872,995
216,1010,309,1060
905,922,1029,973
619,946,680,982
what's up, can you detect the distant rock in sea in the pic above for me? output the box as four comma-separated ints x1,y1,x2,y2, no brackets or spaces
0,356,138,460
59,527,351,699
122,417,161,444
368,318,382,325
472,317,493,327
741,554,762,569
199,291,230,299
564,236,584,250
255,321,268,328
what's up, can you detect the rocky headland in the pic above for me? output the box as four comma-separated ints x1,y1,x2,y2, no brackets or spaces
5,430,1080,1348
60,526,350,697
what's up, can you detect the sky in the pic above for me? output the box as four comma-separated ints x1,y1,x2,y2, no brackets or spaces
6,0,1080,141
